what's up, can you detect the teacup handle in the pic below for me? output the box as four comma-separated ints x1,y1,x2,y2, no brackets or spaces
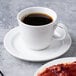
53,23,68,40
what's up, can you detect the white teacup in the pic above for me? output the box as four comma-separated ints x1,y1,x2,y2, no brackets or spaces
17,7,67,50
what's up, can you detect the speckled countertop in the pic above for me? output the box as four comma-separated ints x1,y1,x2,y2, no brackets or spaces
0,0,76,76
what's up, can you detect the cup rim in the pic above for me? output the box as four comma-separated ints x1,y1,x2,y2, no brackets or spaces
17,7,57,27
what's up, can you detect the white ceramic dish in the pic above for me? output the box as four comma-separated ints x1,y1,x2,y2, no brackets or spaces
34,57,76,76
4,26,72,62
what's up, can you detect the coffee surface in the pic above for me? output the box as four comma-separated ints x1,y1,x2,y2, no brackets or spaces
22,13,53,26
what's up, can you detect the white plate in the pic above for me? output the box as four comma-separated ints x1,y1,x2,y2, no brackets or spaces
34,57,76,76
4,26,72,62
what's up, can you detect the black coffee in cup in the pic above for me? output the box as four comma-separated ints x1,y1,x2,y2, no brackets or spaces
21,13,53,26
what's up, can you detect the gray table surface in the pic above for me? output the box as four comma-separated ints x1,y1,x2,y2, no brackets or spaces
0,0,76,76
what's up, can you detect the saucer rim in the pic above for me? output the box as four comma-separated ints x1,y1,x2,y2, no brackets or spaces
4,26,72,62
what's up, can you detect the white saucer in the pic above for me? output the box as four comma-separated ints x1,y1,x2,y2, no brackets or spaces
34,57,76,76
4,26,72,62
